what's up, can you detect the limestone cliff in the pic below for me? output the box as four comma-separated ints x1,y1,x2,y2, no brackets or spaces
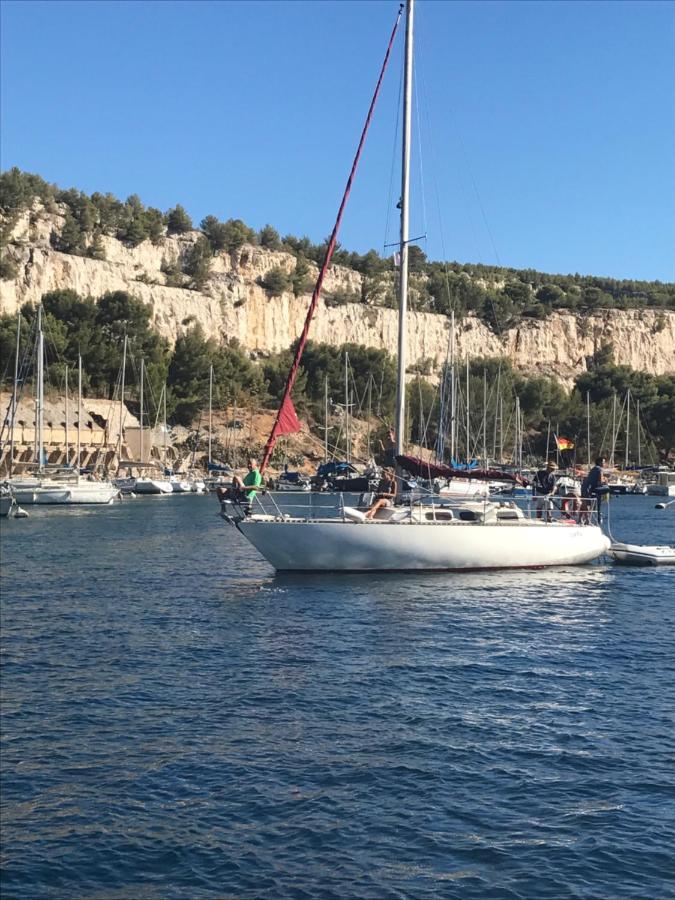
2,204,673,388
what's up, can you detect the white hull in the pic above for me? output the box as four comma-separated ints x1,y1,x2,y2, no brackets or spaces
133,478,174,495
9,478,118,505
609,542,675,566
646,484,675,497
237,517,610,572
170,480,192,493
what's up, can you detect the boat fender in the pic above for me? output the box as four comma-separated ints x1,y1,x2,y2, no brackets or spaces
343,507,367,523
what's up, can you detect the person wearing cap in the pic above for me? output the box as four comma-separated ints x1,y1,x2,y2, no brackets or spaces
534,460,558,521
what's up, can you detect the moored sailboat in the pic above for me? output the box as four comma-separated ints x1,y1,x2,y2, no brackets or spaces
6,308,118,505
228,0,610,572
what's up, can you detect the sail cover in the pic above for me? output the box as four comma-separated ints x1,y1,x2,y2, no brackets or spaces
396,454,528,485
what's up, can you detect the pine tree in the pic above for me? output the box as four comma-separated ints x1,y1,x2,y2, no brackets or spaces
166,204,192,234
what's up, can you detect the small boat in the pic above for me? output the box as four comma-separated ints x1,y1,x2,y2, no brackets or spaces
1,485,15,518
169,476,193,493
133,476,174,495
646,470,675,497
608,542,675,566
275,471,312,492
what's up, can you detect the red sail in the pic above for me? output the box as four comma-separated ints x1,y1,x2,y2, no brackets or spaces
260,6,403,473
277,395,301,436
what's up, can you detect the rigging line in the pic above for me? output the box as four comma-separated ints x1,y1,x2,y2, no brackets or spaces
414,24,478,264
384,56,404,257
415,29,504,333
413,53,428,253
413,11,428,253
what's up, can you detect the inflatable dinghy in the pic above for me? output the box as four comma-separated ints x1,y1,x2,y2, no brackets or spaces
609,542,675,566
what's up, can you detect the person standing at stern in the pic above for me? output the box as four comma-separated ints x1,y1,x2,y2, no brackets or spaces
534,460,558,521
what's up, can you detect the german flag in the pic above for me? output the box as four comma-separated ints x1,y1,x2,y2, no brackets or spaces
555,435,574,451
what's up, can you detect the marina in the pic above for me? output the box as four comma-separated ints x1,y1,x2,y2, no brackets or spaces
1,493,673,898
1,0,674,897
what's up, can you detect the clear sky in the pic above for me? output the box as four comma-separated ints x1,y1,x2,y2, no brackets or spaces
1,0,673,282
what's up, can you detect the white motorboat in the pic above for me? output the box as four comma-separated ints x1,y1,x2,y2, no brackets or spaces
646,471,675,497
133,476,174,495
170,477,193,493
228,0,610,574
1,485,15,518
608,543,675,566
10,475,118,505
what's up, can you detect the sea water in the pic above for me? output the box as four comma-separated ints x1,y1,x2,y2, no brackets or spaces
1,494,673,899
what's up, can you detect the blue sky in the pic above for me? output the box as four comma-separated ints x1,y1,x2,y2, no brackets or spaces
1,0,673,281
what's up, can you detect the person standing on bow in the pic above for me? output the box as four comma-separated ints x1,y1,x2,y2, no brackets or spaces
534,460,558,521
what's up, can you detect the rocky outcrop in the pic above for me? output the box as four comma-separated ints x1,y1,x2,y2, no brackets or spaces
2,205,674,387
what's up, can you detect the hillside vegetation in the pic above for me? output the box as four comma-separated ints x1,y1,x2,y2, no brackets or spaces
1,290,673,463
2,168,674,335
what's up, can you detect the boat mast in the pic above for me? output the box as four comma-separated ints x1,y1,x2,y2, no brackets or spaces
65,365,69,467
556,420,560,468
394,0,414,457
36,305,44,473
163,383,168,469
9,314,20,478
450,311,456,461
344,350,350,463
637,398,641,467
611,391,617,467
493,363,501,463
482,368,487,467
465,356,470,462
77,354,82,471
139,359,144,467
118,334,127,465
625,388,630,468
324,374,329,462
208,363,213,467
586,391,591,470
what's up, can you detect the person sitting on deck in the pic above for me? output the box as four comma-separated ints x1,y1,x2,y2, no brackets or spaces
561,484,582,521
365,468,397,519
232,457,263,504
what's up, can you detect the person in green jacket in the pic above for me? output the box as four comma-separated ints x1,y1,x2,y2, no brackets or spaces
233,458,263,502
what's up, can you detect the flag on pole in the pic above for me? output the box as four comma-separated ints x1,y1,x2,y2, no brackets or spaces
555,435,574,451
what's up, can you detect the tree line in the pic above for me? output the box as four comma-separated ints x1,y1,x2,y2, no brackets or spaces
0,290,672,463
2,168,673,332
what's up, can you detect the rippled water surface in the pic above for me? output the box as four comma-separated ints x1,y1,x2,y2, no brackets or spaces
2,494,674,899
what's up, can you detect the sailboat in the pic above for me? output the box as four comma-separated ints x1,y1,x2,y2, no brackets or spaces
7,307,118,505
131,361,173,495
227,0,609,572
